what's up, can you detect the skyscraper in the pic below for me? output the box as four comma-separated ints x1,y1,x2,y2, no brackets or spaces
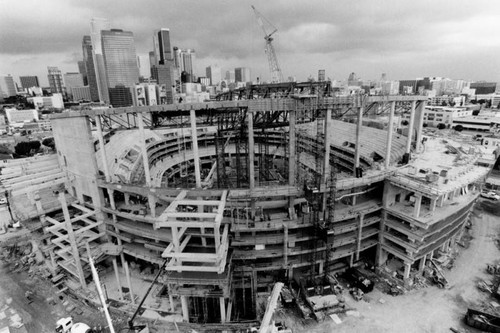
90,17,111,103
63,73,84,100
47,67,64,95
235,67,251,83
206,65,222,86
173,48,195,83
77,60,88,86
19,76,40,89
101,29,139,107
0,75,17,100
151,28,175,103
82,35,100,102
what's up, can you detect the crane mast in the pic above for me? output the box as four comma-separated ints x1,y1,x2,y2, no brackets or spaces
252,5,284,83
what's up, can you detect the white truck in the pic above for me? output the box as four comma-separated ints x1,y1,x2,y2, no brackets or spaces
55,317,93,333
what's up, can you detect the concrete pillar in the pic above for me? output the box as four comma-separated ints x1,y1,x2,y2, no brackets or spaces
122,255,134,304
219,297,226,323
137,113,152,187
248,112,255,190
322,107,332,211
354,98,364,176
148,194,156,217
181,296,189,322
283,225,288,267
95,115,111,182
112,258,123,300
437,195,445,207
124,193,130,205
356,214,365,261
405,101,416,154
413,195,422,218
430,197,437,213
349,253,354,267
288,109,296,186
169,292,175,312
418,255,427,273
403,263,411,279
190,109,202,188
415,101,426,152
385,101,396,169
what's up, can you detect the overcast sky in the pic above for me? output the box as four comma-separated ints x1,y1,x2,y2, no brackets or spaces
1,0,499,86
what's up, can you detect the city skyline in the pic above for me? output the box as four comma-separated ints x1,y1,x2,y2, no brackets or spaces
1,0,500,86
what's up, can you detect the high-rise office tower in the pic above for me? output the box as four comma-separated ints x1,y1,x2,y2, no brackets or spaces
225,70,235,83
235,67,251,83
101,29,139,107
90,17,111,103
19,76,40,90
206,65,222,86
82,35,100,102
47,67,64,95
77,61,88,86
151,28,175,103
173,48,195,83
0,74,17,100
63,73,84,100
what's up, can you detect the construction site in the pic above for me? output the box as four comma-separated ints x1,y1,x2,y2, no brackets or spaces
1,80,497,332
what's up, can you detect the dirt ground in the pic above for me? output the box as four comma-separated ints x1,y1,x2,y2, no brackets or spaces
294,201,500,333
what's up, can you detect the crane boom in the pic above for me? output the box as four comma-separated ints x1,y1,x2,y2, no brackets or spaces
251,5,284,83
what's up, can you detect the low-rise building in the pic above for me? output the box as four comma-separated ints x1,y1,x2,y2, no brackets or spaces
28,93,64,110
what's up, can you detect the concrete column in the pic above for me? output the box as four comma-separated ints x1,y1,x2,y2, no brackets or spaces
349,254,354,267
122,256,134,304
418,255,427,273
95,115,111,182
219,297,226,323
415,101,426,152
283,225,288,267
169,292,175,312
112,258,123,300
190,109,202,188
430,197,437,213
356,214,365,261
405,101,416,154
124,193,130,205
288,109,296,186
403,263,411,279
147,194,156,218
181,296,189,322
354,99,364,175
137,113,152,187
413,195,422,218
322,107,332,211
248,112,255,190
385,101,396,169
319,261,324,274
437,195,445,207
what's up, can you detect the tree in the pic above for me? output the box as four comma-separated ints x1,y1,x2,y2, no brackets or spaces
42,137,55,150
14,140,41,157
437,123,446,130
454,125,464,132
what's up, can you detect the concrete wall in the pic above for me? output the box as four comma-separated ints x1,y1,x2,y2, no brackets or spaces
51,116,101,205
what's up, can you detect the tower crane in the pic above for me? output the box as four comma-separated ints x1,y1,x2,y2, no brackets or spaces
251,5,284,83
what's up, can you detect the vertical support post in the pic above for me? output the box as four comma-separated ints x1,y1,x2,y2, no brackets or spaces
172,226,181,272
219,297,226,323
95,115,111,182
288,109,296,186
181,296,189,322
403,262,411,279
123,256,134,304
418,254,427,273
169,288,175,312
413,195,422,218
406,101,416,154
59,192,86,288
112,258,123,300
190,109,202,188
356,214,364,261
415,101,426,152
385,101,396,169
137,113,152,187
354,98,364,175
430,197,437,212
248,112,255,190
283,225,288,267
322,107,332,212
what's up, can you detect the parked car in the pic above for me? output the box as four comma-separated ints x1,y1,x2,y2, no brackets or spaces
480,191,500,201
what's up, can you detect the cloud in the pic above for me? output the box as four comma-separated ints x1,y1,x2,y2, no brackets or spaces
1,0,500,84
